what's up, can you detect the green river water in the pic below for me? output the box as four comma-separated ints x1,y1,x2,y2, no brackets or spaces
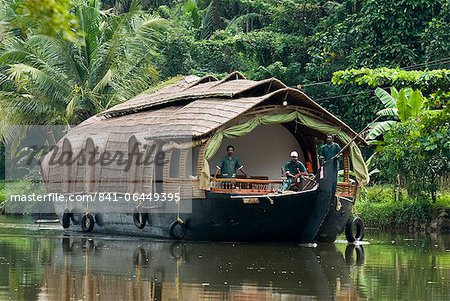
0,216,449,300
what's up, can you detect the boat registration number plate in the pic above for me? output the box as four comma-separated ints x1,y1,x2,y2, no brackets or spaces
242,198,259,204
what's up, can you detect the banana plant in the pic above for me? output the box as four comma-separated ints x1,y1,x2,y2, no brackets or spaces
183,0,219,39
365,87,425,141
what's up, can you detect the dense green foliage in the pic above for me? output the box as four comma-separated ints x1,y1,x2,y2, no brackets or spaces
332,68,450,112
333,68,450,93
0,0,449,195
0,0,166,130
356,185,450,229
334,68,449,201
0,0,81,42
376,111,450,200
2,0,449,129
152,0,450,131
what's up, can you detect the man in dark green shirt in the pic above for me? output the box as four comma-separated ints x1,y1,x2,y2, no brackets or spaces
213,145,250,178
318,134,341,191
282,150,307,191
318,134,341,167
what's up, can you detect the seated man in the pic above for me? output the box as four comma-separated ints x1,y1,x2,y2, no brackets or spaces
282,151,308,191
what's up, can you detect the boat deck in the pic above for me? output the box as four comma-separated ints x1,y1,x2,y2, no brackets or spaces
210,177,358,198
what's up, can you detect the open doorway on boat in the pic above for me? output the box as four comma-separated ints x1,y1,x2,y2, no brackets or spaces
208,123,320,195
210,124,304,181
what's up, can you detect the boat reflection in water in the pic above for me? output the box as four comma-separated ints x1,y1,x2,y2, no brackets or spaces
41,236,365,300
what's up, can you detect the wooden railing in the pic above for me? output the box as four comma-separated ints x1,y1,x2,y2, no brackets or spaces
210,178,283,194
210,178,358,198
336,181,358,199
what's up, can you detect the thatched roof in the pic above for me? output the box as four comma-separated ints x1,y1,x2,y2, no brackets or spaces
73,71,366,144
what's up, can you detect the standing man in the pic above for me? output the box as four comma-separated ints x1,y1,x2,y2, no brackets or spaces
282,151,308,191
318,134,341,190
318,134,341,167
213,145,250,178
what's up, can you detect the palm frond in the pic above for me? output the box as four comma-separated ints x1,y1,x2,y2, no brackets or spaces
199,2,214,39
376,107,399,117
25,35,81,82
77,4,102,67
365,120,397,140
375,87,396,108
92,68,112,93
7,63,71,101
0,36,28,63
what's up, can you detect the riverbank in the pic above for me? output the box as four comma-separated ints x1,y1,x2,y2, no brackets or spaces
355,185,450,233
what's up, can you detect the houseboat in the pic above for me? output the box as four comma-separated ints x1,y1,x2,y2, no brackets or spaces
41,72,369,243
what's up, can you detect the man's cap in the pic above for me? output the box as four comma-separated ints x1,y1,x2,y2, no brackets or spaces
290,151,298,157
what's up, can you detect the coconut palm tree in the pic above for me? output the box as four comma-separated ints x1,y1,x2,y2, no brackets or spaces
0,0,167,137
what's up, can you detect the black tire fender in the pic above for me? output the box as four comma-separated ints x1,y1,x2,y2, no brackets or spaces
345,244,365,265
169,242,186,259
345,217,364,243
133,211,148,229
169,219,186,240
95,213,104,227
62,237,72,253
133,247,149,267
62,209,72,229
81,213,95,232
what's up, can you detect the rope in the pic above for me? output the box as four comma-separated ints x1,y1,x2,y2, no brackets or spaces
176,186,182,223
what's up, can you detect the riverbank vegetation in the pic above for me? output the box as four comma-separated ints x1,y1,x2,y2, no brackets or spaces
0,0,449,221
333,68,449,203
356,185,450,232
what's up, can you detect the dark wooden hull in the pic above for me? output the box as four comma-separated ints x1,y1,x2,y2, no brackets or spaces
55,163,354,243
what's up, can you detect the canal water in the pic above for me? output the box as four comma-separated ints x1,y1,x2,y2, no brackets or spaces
0,217,449,300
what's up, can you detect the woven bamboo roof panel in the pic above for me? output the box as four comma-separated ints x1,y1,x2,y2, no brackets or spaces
59,72,366,147
76,106,182,130
183,75,218,90
99,74,287,117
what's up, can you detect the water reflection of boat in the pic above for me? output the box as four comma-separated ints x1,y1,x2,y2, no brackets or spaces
39,236,365,300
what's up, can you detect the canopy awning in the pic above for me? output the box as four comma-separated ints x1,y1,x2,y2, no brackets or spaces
200,110,369,188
